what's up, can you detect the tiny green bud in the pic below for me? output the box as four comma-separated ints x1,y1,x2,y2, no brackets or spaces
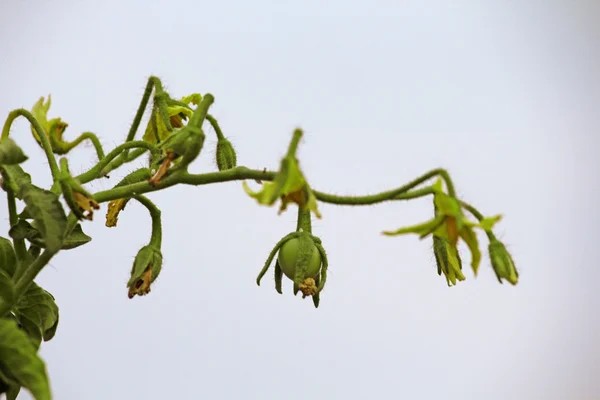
127,245,163,299
215,138,237,171
488,239,518,285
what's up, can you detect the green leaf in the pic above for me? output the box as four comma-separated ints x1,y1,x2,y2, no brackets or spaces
9,220,90,250
0,237,17,277
9,220,40,242
18,204,33,220
13,282,59,348
20,185,67,253
61,224,91,249
474,215,503,231
0,318,51,400
0,165,32,198
0,270,14,305
0,139,28,165
0,373,20,400
6,385,21,400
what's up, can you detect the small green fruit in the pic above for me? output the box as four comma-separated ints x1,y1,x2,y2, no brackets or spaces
277,237,321,280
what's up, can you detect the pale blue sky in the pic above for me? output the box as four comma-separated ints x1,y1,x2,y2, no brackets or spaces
1,1,599,399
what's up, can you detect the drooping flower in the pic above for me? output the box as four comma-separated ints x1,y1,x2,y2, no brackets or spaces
243,154,321,218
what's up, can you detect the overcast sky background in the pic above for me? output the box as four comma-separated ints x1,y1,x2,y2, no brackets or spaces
1,1,599,399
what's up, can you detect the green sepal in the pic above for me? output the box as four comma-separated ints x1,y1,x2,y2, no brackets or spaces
314,241,328,294
432,236,465,286
142,93,202,144
256,232,298,286
382,215,445,237
312,274,321,308
458,225,481,275
274,260,283,294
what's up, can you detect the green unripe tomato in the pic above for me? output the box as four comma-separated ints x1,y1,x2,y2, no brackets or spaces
277,237,321,280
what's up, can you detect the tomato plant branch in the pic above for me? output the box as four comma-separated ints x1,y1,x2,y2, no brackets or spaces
91,166,451,208
312,168,455,205
0,75,521,400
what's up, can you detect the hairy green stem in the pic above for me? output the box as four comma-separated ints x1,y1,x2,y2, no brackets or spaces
461,201,496,240
206,114,225,140
286,129,303,157
296,206,312,232
133,195,162,247
75,141,159,184
102,148,148,177
1,109,60,181
256,232,298,286
91,167,452,208
93,167,273,203
54,131,105,160
189,94,214,128
125,77,156,143
313,168,453,205
394,186,436,200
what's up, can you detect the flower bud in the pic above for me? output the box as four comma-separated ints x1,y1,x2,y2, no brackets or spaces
127,245,163,299
488,239,518,285
149,127,205,186
215,138,237,171
105,168,152,227
433,235,465,286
